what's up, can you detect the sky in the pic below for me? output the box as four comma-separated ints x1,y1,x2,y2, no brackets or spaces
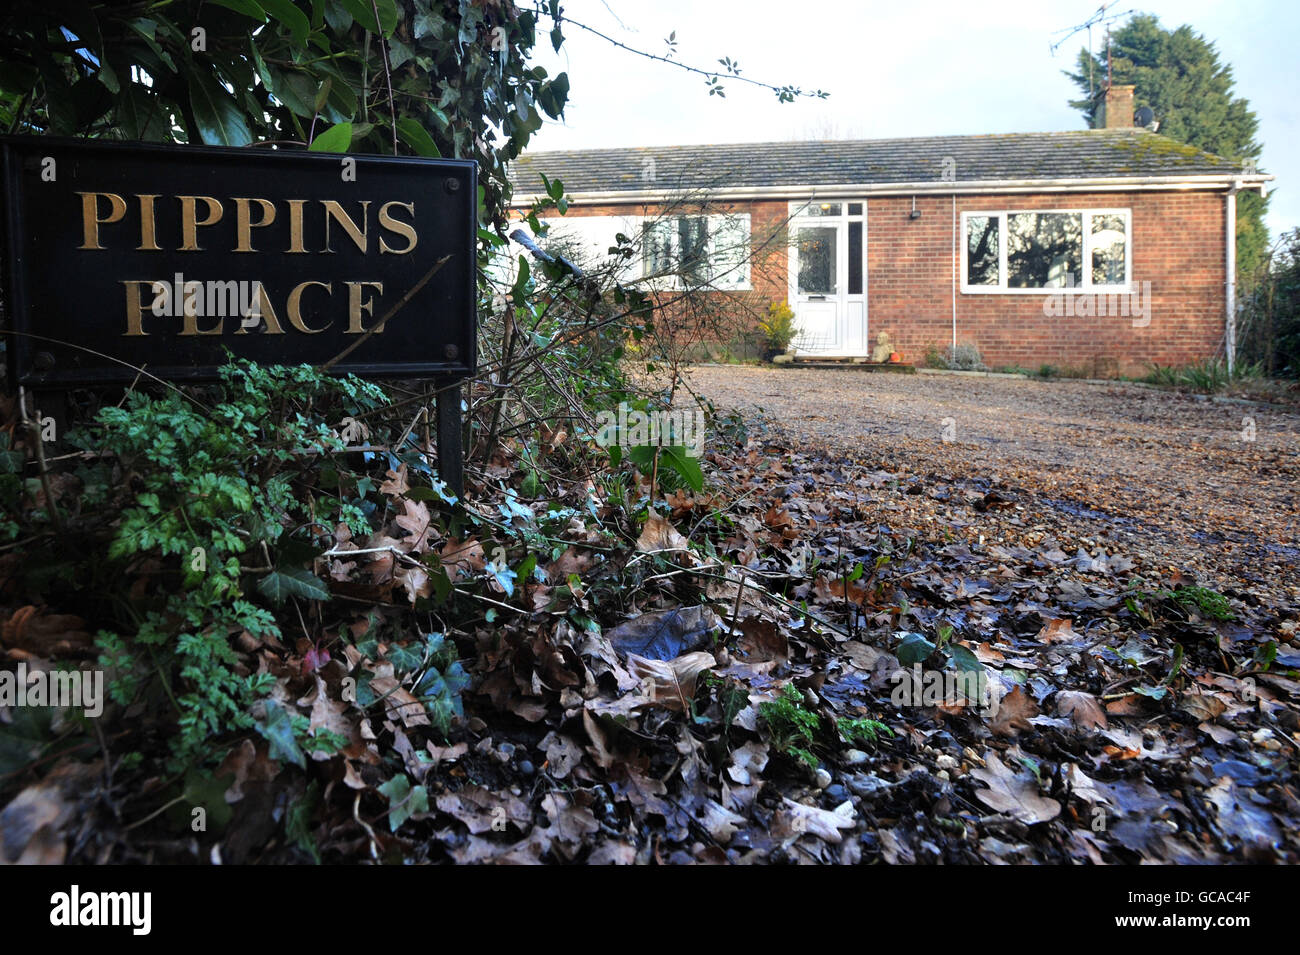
530,0,1298,239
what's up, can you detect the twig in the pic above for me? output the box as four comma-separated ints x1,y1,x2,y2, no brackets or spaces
369,0,399,155
321,255,451,370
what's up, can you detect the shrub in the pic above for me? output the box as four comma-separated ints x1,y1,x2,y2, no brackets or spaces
759,301,797,357
942,343,986,371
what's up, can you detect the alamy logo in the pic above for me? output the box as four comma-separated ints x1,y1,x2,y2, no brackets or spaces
1042,276,1151,328
149,271,263,325
50,886,151,935
888,664,999,717
594,402,706,456
0,663,103,717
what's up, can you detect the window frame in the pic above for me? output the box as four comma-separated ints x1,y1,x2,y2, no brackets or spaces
641,212,752,291
959,208,1132,294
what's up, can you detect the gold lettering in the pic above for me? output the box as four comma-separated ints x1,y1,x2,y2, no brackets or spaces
347,281,384,333
286,199,307,253
121,280,152,336
233,198,277,252
78,192,127,250
178,195,224,251
240,283,285,334
181,281,224,335
136,195,161,251
378,201,418,254
287,281,332,333
322,200,370,253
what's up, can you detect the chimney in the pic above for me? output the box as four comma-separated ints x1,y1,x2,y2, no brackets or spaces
1100,84,1135,129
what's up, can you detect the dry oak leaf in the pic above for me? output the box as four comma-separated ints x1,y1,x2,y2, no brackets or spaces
626,651,715,712
368,661,430,728
1035,618,1076,644
440,537,486,580
393,498,435,553
540,731,585,780
636,514,690,554
1,607,94,656
435,786,531,835
378,464,410,497
970,752,1061,824
398,564,433,604
987,685,1039,736
726,740,769,786
1180,691,1228,723
773,797,856,844
1055,690,1109,729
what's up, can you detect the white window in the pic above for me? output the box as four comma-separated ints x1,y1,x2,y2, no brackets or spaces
961,209,1131,293
642,213,751,290
535,215,643,282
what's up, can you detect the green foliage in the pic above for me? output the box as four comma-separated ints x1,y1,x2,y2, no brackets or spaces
1239,228,1300,378
82,359,386,768
378,773,429,831
1141,359,1262,392
0,0,571,229
759,683,822,769
1169,585,1235,622
1065,13,1267,278
759,300,797,357
836,716,893,748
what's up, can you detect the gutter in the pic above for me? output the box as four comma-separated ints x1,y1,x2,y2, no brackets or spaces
510,174,1274,207
1226,182,1239,374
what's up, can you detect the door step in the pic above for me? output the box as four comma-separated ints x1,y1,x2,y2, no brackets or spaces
776,357,916,373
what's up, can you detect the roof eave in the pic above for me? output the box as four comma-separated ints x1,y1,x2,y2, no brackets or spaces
509,173,1274,207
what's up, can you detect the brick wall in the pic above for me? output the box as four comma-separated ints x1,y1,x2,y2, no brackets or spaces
517,189,1227,375
868,191,1227,375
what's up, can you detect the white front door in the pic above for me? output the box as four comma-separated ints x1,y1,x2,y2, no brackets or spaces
789,201,867,356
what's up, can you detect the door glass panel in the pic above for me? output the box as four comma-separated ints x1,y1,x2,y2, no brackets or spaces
848,221,862,294
797,228,837,294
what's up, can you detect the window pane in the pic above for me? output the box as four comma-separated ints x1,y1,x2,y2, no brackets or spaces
1091,213,1126,285
677,216,709,285
643,220,675,277
707,213,751,287
797,227,837,294
1007,212,1082,288
848,221,863,294
802,202,841,217
848,202,862,215
966,215,999,286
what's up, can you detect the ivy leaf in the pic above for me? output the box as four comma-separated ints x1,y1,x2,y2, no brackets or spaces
378,774,428,830
488,559,517,597
258,567,331,604
257,700,306,768
946,644,984,673
309,121,352,153
896,632,936,667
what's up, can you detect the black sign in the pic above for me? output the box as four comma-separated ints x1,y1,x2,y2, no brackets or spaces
1,136,476,387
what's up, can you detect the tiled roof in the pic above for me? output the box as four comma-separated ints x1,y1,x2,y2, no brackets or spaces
508,130,1263,198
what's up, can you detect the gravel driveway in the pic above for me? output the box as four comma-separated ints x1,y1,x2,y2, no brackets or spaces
685,365,1300,596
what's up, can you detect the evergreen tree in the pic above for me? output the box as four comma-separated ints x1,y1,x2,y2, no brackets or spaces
1066,14,1268,279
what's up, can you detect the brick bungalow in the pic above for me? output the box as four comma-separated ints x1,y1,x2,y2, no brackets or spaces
506,86,1272,376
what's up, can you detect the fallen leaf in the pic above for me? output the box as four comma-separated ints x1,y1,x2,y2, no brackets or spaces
970,752,1061,824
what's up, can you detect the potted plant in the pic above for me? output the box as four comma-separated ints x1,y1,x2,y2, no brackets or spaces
759,300,797,362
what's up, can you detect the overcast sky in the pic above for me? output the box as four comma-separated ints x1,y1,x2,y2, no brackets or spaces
530,1,1297,239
